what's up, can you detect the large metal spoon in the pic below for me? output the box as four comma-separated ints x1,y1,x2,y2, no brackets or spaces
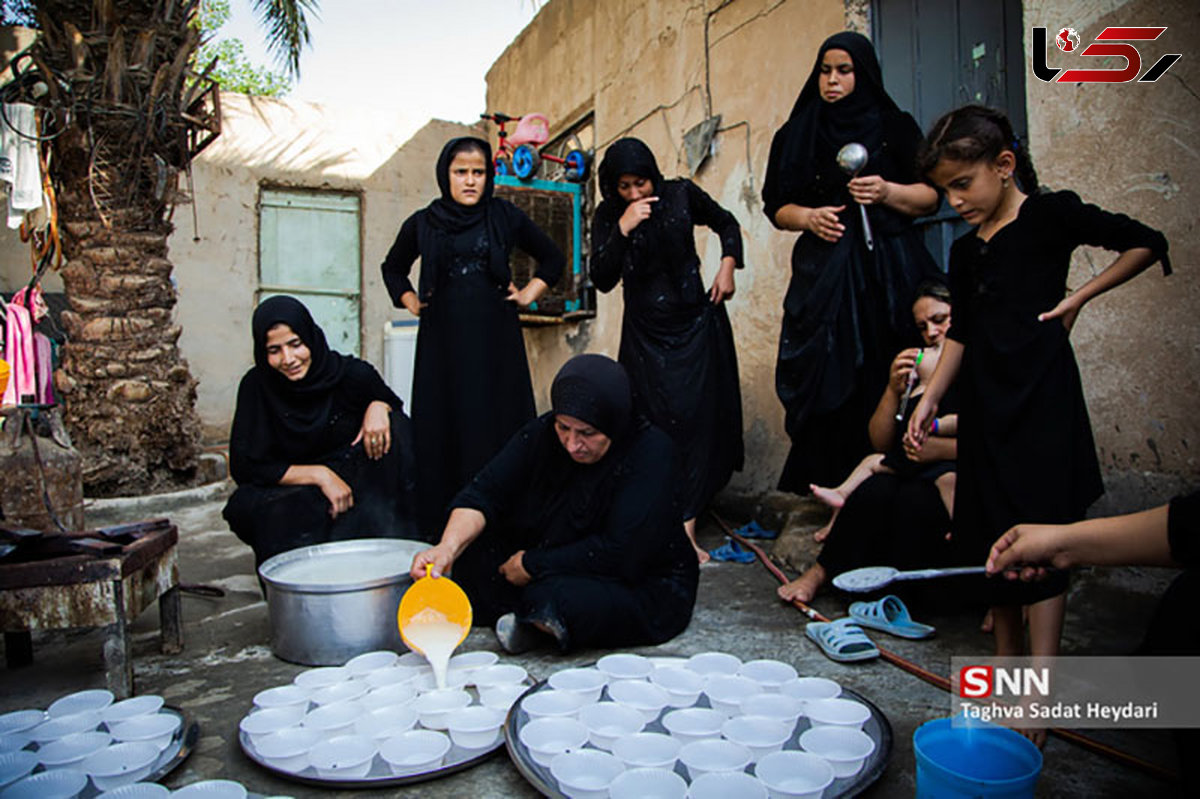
836,142,874,251
832,565,987,593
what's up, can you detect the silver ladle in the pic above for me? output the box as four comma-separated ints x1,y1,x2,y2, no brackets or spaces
836,142,874,251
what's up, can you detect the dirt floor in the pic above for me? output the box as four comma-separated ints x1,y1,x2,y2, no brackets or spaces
0,483,1184,796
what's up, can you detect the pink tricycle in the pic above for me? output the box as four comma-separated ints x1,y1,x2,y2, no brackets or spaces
480,111,591,183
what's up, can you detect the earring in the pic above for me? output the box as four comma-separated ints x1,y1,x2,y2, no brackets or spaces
1001,173,1010,187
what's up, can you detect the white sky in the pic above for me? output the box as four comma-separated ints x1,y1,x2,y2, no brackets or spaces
222,0,540,142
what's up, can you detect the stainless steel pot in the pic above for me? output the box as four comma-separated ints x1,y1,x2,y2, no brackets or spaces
258,538,427,665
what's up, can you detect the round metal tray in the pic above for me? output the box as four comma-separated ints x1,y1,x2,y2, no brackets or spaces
70,705,198,798
238,682,528,788
503,673,892,798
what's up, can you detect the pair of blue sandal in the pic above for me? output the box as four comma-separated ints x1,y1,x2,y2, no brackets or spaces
805,595,935,663
708,521,779,562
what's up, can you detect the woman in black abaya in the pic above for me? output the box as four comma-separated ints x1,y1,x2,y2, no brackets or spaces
763,31,939,492
224,296,417,567
410,354,698,654
382,137,565,536
592,138,745,563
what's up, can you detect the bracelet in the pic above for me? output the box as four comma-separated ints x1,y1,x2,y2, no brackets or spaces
931,418,940,435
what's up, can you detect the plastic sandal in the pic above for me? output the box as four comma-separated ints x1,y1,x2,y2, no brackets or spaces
805,619,880,663
708,537,756,563
733,520,779,540
848,595,935,640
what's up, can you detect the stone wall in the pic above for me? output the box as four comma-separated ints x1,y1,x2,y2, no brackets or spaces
486,0,1199,508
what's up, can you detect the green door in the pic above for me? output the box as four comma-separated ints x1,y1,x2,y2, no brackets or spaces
258,189,362,355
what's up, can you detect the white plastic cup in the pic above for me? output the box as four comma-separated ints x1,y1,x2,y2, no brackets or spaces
239,708,298,748
48,689,114,719
608,767,687,799
344,649,399,676
96,782,172,798
521,690,588,721
702,675,762,716
650,668,705,708
687,771,769,799
548,668,608,703
738,660,799,692
804,698,871,730
518,717,588,767
549,749,625,799
721,715,791,762
0,769,88,799
678,738,753,781
252,685,309,716
411,689,472,730
685,652,742,677
353,705,419,740
0,711,44,737
779,677,841,705
474,664,529,688
172,780,247,798
798,725,876,778
35,731,111,769
253,726,320,773
596,653,654,681
30,711,102,744
100,696,165,727
365,666,420,691
308,733,377,779
80,741,160,791
379,729,451,776
610,731,681,771
754,751,836,799
447,706,506,750
661,707,725,745
293,665,351,690
0,750,38,788
300,700,363,736
480,683,529,711
738,694,806,729
367,681,418,708
448,650,500,675
310,680,368,707
606,680,669,724
576,703,644,751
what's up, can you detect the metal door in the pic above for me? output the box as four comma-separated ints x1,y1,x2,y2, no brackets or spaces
873,0,1028,268
258,189,362,355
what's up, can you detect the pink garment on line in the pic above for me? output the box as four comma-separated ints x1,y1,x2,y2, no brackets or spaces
2,297,34,405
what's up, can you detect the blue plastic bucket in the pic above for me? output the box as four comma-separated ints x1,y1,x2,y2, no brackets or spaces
913,717,1042,798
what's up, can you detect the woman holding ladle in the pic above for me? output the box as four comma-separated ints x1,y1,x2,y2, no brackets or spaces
763,31,940,494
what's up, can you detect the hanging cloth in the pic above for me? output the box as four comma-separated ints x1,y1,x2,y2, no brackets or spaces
0,103,42,229
1,297,34,405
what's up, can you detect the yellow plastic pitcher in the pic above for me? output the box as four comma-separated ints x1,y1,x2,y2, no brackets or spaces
397,564,472,654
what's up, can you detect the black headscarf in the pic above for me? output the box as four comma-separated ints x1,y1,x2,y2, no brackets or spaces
597,138,665,208
550,353,633,441
763,32,905,218
595,137,690,274
417,137,513,294
249,295,349,440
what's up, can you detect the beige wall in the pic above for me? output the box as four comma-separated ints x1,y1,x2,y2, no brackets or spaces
165,95,475,440
487,0,1199,505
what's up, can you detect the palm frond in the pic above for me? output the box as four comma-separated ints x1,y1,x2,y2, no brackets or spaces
250,0,319,79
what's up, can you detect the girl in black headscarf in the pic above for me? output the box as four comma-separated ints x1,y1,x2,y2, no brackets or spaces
763,31,940,493
381,137,565,537
223,296,417,567
592,138,745,563
410,354,699,654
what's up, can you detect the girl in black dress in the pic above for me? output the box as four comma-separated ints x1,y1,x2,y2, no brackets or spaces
763,31,940,493
592,138,745,563
224,296,417,567
909,105,1170,690
382,137,565,537
409,354,698,654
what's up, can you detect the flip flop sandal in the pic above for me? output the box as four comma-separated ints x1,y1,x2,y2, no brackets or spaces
733,520,779,540
805,619,881,663
708,537,756,563
849,594,935,639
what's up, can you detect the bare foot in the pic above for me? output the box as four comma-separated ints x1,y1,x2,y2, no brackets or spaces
694,544,711,565
777,564,826,603
812,523,832,543
980,609,994,633
809,484,845,509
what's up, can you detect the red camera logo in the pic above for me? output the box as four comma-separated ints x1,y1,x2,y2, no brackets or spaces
1032,26,1181,83
959,666,1051,698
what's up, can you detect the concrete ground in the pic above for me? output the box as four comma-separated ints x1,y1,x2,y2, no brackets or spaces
1,483,1183,796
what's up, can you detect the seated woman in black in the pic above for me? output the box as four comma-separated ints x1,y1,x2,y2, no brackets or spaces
224,296,417,568
410,354,699,654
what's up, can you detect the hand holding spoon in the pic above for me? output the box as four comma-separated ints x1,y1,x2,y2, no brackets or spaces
836,142,874,251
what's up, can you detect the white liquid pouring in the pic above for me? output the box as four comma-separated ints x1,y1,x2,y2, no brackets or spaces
402,609,466,690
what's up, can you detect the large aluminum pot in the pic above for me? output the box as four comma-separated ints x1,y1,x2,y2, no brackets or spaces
259,538,427,665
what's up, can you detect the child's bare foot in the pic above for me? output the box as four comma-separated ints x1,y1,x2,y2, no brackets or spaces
812,523,832,543
809,484,845,509
777,564,826,603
